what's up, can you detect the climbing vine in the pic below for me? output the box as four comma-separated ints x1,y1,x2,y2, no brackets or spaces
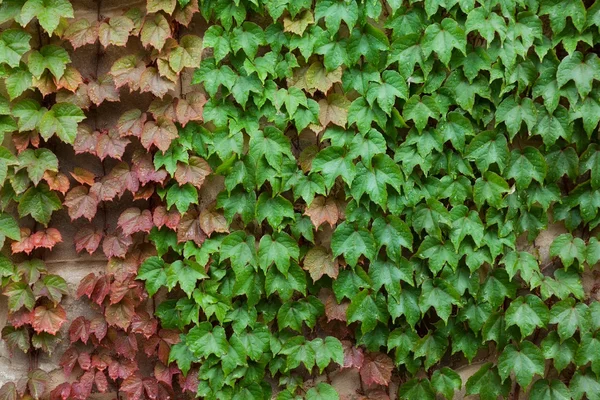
0,0,600,399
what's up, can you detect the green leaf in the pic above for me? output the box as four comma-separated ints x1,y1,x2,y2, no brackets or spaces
557,51,600,98
403,95,440,133
17,148,58,186
0,29,31,68
466,363,510,400
347,289,388,334
419,278,462,323
505,294,550,337
575,333,600,375
500,251,540,284
495,97,537,139
17,184,61,226
570,370,600,400
498,341,545,388
311,146,356,190
311,337,343,373
422,18,466,66
166,183,198,213
255,193,294,228
314,0,358,34
549,233,586,269
258,232,299,275
187,321,229,358
398,379,435,400
473,171,509,209
166,259,208,298
305,383,339,400
331,222,376,267
27,45,70,79
505,147,547,189
350,155,402,208
20,0,73,35
137,256,167,297
550,298,589,341
431,367,461,400
465,130,509,173
541,331,577,373
38,102,85,143
169,339,197,376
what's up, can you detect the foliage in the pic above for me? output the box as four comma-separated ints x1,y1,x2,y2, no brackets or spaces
0,0,599,399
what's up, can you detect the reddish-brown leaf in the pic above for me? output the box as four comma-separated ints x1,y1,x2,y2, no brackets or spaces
70,168,96,186
108,161,141,194
105,298,135,330
89,180,120,202
121,374,144,400
74,225,103,255
359,352,394,387
13,131,40,153
11,228,34,255
95,129,130,161
30,228,62,250
33,71,58,97
140,67,175,98
109,278,131,304
73,124,99,155
325,292,349,322
178,368,199,393
173,0,198,26
154,363,178,387
89,75,119,106
27,369,49,399
148,96,176,121
303,246,339,281
95,371,108,393
305,196,340,228
56,84,92,110
98,16,134,48
64,186,100,221
90,316,108,341
153,206,181,230
0,382,18,400
133,184,155,200
108,359,138,381
118,208,153,236
91,275,111,305
141,117,178,151
69,316,91,343
7,308,33,328
76,273,97,299
77,351,91,370
342,340,365,370
174,156,211,188
50,382,71,400
177,210,206,245
132,151,168,185
64,19,98,49
43,171,70,194
110,54,146,91
110,329,138,359
59,347,78,376
175,92,206,126
102,231,133,258
71,370,93,400
131,310,158,338
117,109,147,137
55,66,83,92
32,303,67,335
199,205,228,237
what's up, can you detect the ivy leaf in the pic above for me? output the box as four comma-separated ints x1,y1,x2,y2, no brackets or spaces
422,18,466,66
556,51,600,98
256,193,294,228
570,370,600,400
311,146,356,190
419,278,462,323
187,322,229,358
473,171,509,209
431,368,461,400
403,95,440,133
500,251,540,283
314,0,359,34
305,383,339,400
0,29,31,68
331,222,376,267
303,246,339,282
18,184,61,226
465,130,509,173
465,363,510,400
140,13,171,50
38,103,85,143
505,147,546,189
498,341,545,388
505,295,550,337
398,379,435,400
20,0,74,35
549,233,586,269
465,7,507,43
347,290,389,334
98,16,134,48
258,232,299,275
495,97,537,139
4,281,35,312
231,22,265,61
17,148,58,186
166,183,198,213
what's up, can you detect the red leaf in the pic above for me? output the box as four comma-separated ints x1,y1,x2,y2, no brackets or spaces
141,117,178,152
178,367,199,393
342,340,364,370
74,226,103,255
69,316,91,343
91,275,111,305
76,273,97,299
131,310,158,338
95,129,130,161
13,131,40,153
153,206,180,230
154,363,179,387
95,371,108,393
199,205,228,237
102,231,133,258
7,308,33,328
32,303,67,335
140,67,176,98
91,350,111,370
132,151,167,185
59,347,78,376
105,298,135,330
30,228,62,250
148,96,176,121
176,210,206,245
11,228,34,255
133,184,155,200
174,156,211,188
359,352,394,387
108,358,138,380
50,382,71,400
109,278,131,304
108,162,140,194
43,171,70,194
117,109,147,137
71,370,93,400
64,186,99,221
70,167,96,186
326,292,349,322
118,208,153,236
175,92,206,126
90,316,108,341
121,374,144,400
88,74,119,106
55,66,83,92
73,125,99,155
90,179,121,202
77,351,91,370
